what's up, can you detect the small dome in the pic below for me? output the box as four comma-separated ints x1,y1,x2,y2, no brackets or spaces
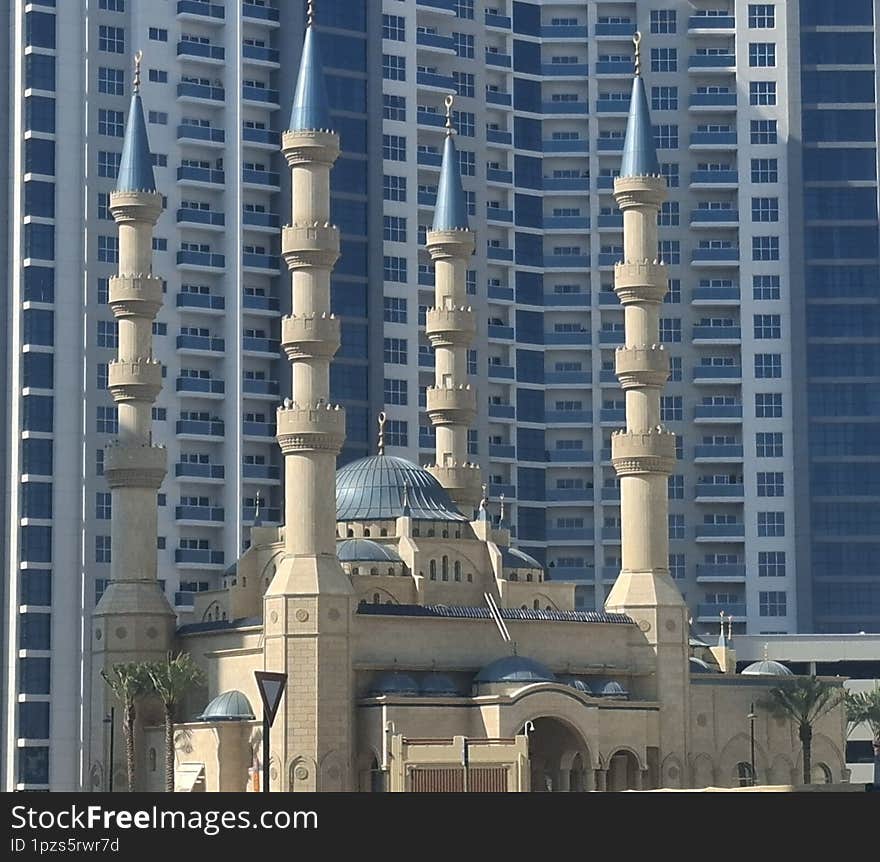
741,659,793,677
501,546,543,570
601,680,628,697
337,538,402,564
689,657,716,674
336,455,467,521
368,670,420,697
198,690,255,722
689,634,710,648
475,655,556,684
559,675,593,695
420,672,460,697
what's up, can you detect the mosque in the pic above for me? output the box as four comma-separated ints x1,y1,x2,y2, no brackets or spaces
87,17,847,793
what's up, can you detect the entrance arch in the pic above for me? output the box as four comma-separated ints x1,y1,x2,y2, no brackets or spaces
606,748,642,791
521,717,593,792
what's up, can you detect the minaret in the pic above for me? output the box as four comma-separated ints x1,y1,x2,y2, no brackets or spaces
90,52,174,790
262,3,355,791
425,95,482,513
603,34,689,781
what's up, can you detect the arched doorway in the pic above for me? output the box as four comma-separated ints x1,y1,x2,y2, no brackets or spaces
606,749,641,791
735,761,755,787
521,717,592,792
812,763,833,784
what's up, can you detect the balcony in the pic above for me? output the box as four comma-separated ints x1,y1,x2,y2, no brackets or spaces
690,170,738,188
242,168,280,189
176,208,225,228
601,487,620,502
697,603,746,622
599,287,619,306
542,101,588,115
691,248,740,266
242,210,280,231
544,330,590,346
490,484,516,499
547,565,595,581
693,365,742,383
485,11,511,29
417,109,445,130
243,253,280,272
545,410,592,424
488,403,515,420
692,286,741,304
695,523,745,540
542,138,588,154
486,168,513,184
176,334,225,353
546,449,592,463
598,330,625,347
242,463,281,482
546,371,590,386
242,336,279,355
242,292,280,313
688,54,735,71
176,419,224,438
597,137,625,152
485,90,512,107
242,127,280,148
597,176,616,191
418,353,435,369
689,92,737,111
243,506,280,523
416,71,456,91
242,2,279,24
543,177,589,192
601,567,620,583
696,564,746,584
541,24,588,39
486,207,514,224
488,363,515,380
487,246,514,262
692,325,741,343
487,51,513,68
176,166,225,187
600,408,626,423
243,44,280,65
174,548,225,567
695,483,744,500
689,131,737,149
488,443,515,459
546,527,595,542
544,291,589,307
242,85,280,107
488,285,514,302
694,445,743,462
595,61,632,76
487,129,512,146
688,15,735,32
242,378,279,398
601,527,621,541
545,488,593,503
488,324,515,341
176,250,225,270
176,376,225,397
597,214,623,229
543,62,588,77
544,254,590,269
694,404,743,422
177,1,224,20
175,462,225,481
176,82,225,104
417,150,442,168
690,209,739,227
242,420,276,438
176,505,224,525
416,0,454,11
177,41,225,63
416,31,455,52
595,22,635,37
176,292,225,312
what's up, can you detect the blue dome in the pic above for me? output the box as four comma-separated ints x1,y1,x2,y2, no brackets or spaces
742,659,793,677
689,657,716,674
336,455,468,521
336,538,402,564
369,670,420,697
198,690,255,722
601,680,629,697
420,672,460,697
475,656,556,684
501,547,543,570
560,675,593,694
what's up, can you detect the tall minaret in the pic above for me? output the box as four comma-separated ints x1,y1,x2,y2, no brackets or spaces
603,34,689,783
89,52,174,790
262,3,355,791
425,95,481,513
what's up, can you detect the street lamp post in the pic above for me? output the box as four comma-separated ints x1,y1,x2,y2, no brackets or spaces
103,708,115,793
747,702,757,786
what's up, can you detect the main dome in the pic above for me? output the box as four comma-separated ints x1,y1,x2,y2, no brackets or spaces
335,455,468,521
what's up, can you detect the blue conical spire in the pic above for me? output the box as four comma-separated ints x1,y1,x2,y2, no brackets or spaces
288,7,332,132
432,96,470,231
620,34,661,178
115,53,156,192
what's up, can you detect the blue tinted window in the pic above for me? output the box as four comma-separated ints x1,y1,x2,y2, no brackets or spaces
22,439,53,475
335,116,367,154
19,745,50,784
326,75,366,113
18,701,50,739
808,346,880,379
812,543,880,577
803,148,875,181
802,71,875,103
515,270,543,305
514,155,542,190
809,423,880,456
345,405,368,443
22,395,53,432
25,53,55,90
332,199,367,235
23,267,54,303
25,96,55,133
22,482,52,519
806,265,877,298
330,364,368,401
320,0,366,31
24,181,54,218
800,0,874,25
25,11,55,48
517,387,544,422
331,280,367,317
23,352,53,388
808,306,880,338
335,240,366,277
803,110,876,143
812,502,880,535
513,116,541,151
514,193,542,228
19,658,50,695
24,224,54,260
517,427,545,461
808,383,880,417
805,188,878,220
25,138,55,175
513,77,540,112
338,322,368,359
332,158,367,196
801,32,875,65
516,310,543,344
21,525,52,564
512,1,540,34
514,232,542,266
513,39,540,73
24,310,54,347
518,466,545,501
806,226,878,259
325,34,366,71
21,569,51,606
517,507,546,542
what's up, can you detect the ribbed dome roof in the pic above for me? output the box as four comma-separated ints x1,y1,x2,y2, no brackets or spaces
601,680,629,697
198,690,255,722
368,670,420,697
559,675,593,694
336,538,402,564
689,657,716,674
501,546,543,570
742,659,793,677
475,656,556,684
420,672,460,697
336,455,468,521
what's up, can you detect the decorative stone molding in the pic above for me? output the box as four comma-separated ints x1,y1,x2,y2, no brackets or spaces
613,261,668,304
281,313,341,361
615,345,669,389
425,306,476,346
425,228,476,260
611,429,677,476
108,359,163,402
425,385,477,425
612,175,667,208
281,129,340,167
103,443,167,489
276,402,345,454
281,223,340,270
108,190,163,225
109,274,164,319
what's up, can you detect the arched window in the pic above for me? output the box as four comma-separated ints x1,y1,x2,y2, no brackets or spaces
467,573,473,582
347,528,354,537
442,556,449,581
242,576,247,587
429,560,437,580
521,604,528,610
352,567,359,576
364,528,371,537
388,567,394,576
370,567,379,576
510,573,518,582
455,529,461,539
442,529,449,538
149,748,157,772
372,593,380,604
380,528,388,537
526,573,533,583
736,762,754,787
533,599,540,610
813,763,833,784
545,605,551,612
412,527,420,537
454,561,461,582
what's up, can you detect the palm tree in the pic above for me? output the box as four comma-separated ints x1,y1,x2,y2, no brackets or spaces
846,687,880,787
101,662,151,791
761,676,845,785
147,652,205,792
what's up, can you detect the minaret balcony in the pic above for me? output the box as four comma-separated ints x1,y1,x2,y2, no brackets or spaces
281,130,340,169
276,403,345,454
615,346,669,389
426,228,476,259
611,430,677,476
426,307,476,346
281,313,340,361
109,275,163,319
103,443,166,490
613,262,667,304
108,191,163,223
612,176,667,208
426,386,477,425
281,224,340,270
425,463,482,506
108,359,163,402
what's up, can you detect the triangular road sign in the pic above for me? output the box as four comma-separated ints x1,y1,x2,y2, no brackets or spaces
254,671,287,727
